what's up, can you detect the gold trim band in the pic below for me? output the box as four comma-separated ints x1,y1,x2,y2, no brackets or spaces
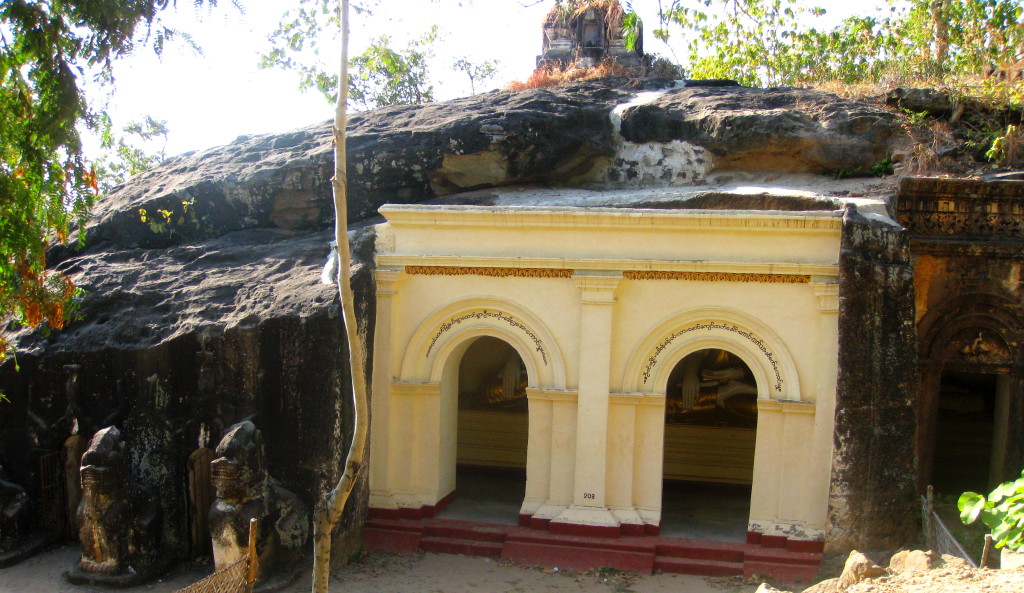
406,266,574,279
624,271,810,283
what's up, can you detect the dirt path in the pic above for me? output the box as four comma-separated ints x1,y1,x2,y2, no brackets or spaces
0,545,751,593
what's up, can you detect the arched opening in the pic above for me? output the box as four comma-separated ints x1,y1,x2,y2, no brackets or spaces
661,348,757,541
187,448,215,558
439,336,528,524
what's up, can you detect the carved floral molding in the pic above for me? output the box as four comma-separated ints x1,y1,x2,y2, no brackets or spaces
407,266,573,279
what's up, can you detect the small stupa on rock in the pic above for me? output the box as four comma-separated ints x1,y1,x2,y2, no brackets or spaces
538,0,644,68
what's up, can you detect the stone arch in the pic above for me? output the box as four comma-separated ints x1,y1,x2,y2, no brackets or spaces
920,293,1024,363
622,307,800,400
399,296,567,389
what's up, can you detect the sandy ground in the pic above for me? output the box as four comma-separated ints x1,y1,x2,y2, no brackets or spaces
0,545,755,593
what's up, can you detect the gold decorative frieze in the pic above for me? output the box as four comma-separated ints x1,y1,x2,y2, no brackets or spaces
406,266,574,279
624,271,810,284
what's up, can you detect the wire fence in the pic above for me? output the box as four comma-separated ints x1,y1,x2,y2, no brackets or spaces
174,519,259,593
173,556,253,593
921,486,979,569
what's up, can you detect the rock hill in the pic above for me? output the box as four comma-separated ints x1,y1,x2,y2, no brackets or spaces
0,78,908,568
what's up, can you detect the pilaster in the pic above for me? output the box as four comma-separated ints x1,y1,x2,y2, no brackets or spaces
553,273,622,530
369,268,403,505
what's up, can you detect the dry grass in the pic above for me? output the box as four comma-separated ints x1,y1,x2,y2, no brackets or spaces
544,0,625,28
505,59,644,92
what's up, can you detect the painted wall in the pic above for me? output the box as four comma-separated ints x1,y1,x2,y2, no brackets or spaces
369,205,841,543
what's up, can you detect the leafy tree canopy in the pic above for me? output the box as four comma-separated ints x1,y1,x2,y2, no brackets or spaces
0,0,223,365
658,0,1024,89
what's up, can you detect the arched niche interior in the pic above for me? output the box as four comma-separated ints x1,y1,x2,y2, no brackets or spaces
440,336,528,524
660,348,757,541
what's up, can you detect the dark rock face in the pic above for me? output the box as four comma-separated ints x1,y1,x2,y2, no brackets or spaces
619,85,898,173
0,226,376,569
827,205,919,552
76,78,901,252
886,88,955,117
0,78,908,572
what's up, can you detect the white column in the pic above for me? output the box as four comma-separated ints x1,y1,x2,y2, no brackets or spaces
554,273,622,529
369,269,402,509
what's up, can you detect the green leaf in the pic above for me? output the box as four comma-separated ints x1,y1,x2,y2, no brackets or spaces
959,492,987,524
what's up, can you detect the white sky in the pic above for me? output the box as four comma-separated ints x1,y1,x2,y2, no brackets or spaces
96,0,897,157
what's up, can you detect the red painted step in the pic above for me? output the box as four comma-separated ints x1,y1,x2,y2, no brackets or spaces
654,541,745,563
422,521,508,543
502,539,655,574
505,531,653,554
363,527,422,553
654,556,744,576
420,536,503,558
365,517,426,533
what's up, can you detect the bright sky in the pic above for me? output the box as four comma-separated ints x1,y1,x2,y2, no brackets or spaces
98,0,898,158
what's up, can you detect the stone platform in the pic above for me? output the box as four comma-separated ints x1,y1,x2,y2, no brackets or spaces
363,515,822,583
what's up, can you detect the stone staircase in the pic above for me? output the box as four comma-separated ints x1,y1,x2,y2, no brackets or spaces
364,515,822,583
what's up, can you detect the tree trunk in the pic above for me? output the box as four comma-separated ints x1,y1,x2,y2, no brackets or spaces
930,0,949,68
312,1,366,591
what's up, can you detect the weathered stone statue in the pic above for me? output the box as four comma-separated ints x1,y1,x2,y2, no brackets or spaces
0,466,29,553
66,426,164,586
209,421,308,581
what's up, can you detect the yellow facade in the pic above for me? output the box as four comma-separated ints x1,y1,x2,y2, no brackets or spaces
369,205,841,544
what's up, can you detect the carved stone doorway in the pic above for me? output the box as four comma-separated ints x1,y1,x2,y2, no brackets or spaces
660,348,756,540
441,336,528,523
916,305,1024,495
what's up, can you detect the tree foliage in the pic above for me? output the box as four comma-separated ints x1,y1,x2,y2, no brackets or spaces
95,115,170,193
658,0,1024,88
453,57,499,95
0,0,223,366
259,0,378,104
262,4,438,110
349,27,438,109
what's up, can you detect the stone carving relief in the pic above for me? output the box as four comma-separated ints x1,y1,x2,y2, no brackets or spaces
898,194,1024,238
943,327,1012,364
209,421,308,580
67,426,164,586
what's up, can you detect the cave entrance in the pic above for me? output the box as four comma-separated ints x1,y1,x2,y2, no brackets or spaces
661,348,756,541
931,370,1011,496
439,336,528,525
187,447,215,557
